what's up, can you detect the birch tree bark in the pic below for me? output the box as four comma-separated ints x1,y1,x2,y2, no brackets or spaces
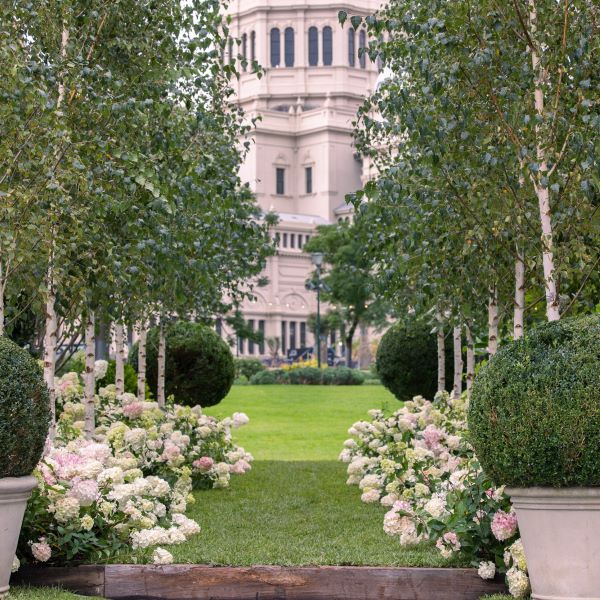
44,24,69,437
436,314,445,392
487,285,499,356
514,248,525,340
84,311,96,440
137,322,147,401
528,0,560,322
114,323,125,395
157,318,166,408
452,325,463,400
465,325,475,399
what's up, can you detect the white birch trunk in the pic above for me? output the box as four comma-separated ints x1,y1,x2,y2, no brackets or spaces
45,25,69,439
528,0,560,322
84,311,96,440
137,323,147,401
114,323,125,395
436,316,445,392
452,325,463,400
487,286,499,356
43,266,58,439
157,319,166,408
514,249,526,340
465,325,475,399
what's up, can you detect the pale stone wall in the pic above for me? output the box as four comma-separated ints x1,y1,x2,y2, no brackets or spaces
224,0,382,361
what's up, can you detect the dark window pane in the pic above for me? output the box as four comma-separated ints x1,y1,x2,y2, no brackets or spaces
248,320,255,354
242,33,247,70
322,26,333,65
228,38,234,65
300,322,307,347
359,30,367,68
216,318,222,337
238,336,244,355
276,167,285,194
259,320,265,354
305,166,313,193
251,31,256,62
283,233,288,247
308,26,318,66
348,29,355,66
290,322,297,350
271,28,280,67
284,27,295,67
281,321,287,353
290,234,295,248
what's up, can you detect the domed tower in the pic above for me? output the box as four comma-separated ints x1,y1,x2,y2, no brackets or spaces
224,0,382,361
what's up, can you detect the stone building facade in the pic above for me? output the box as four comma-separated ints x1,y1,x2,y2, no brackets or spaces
222,0,381,360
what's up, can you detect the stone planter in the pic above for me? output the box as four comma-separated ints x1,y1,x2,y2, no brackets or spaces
0,476,37,595
507,487,600,600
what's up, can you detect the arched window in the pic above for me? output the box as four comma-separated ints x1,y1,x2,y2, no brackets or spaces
270,28,280,67
322,26,333,65
359,29,367,69
284,27,295,67
250,31,256,62
308,26,318,66
242,33,248,70
348,28,355,66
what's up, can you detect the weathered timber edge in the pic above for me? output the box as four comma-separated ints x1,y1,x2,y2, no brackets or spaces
13,564,508,600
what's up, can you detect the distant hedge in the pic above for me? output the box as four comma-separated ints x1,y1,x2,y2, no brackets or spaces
249,367,364,386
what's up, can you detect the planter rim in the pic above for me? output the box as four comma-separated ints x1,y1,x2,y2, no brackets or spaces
506,486,600,498
0,475,38,496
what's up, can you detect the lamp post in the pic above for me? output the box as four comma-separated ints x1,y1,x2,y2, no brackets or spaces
310,252,324,368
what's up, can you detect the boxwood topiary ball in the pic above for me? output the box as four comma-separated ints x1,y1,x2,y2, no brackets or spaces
468,314,600,487
0,336,50,478
133,321,235,408
376,320,453,401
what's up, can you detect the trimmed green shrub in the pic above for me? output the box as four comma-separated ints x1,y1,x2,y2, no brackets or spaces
0,337,51,477
249,370,279,385
98,360,138,394
376,320,452,401
248,367,365,385
132,321,234,407
234,358,266,380
469,314,600,487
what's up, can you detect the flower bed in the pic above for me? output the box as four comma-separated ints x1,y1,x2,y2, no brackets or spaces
55,369,252,489
15,366,252,568
340,392,529,598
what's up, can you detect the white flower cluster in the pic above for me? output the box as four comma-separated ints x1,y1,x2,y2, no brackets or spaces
55,375,252,491
341,391,530,598
23,437,200,565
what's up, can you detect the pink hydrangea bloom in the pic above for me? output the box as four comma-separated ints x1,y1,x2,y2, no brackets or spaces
422,425,444,451
491,509,518,541
68,479,99,507
192,456,214,472
123,401,145,419
230,460,251,474
31,538,52,562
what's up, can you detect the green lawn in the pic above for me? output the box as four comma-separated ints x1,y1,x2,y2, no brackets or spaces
205,384,398,460
8,587,98,600
170,460,459,567
145,385,461,567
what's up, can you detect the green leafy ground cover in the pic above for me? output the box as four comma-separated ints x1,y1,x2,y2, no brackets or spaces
145,385,463,566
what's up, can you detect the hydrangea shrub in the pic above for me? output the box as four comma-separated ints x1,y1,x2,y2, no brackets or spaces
341,392,530,597
0,337,50,477
469,314,600,487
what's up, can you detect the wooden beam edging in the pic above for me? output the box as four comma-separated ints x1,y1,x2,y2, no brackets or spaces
13,565,508,600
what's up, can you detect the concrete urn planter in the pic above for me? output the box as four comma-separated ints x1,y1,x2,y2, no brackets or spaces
0,475,38,595
507,487,600,600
